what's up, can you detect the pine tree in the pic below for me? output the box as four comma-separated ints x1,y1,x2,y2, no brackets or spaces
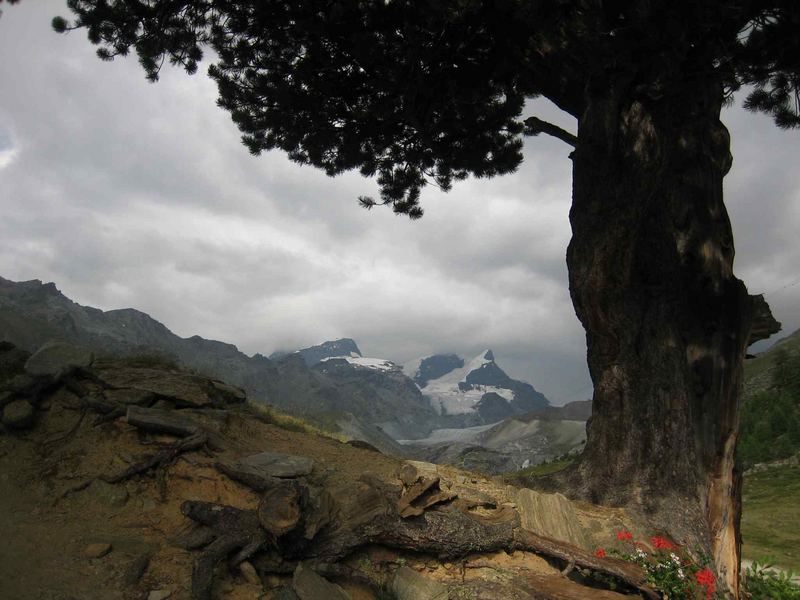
46,1,800,593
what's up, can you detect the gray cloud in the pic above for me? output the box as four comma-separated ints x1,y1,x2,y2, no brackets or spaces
1,1,798,404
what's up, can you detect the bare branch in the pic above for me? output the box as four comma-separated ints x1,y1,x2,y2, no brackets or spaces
523,117,578,147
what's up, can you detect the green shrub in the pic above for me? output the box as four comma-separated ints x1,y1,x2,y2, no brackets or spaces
744,559,800,599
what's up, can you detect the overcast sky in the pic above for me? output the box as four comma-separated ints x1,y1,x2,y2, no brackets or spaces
1,2,798,404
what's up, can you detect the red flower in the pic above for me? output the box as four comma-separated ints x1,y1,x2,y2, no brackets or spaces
595,548,607,558
695,568,716,599
616,530,633,541
651,536,677,550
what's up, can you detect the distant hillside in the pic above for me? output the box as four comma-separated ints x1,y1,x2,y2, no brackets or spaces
740,329,800,467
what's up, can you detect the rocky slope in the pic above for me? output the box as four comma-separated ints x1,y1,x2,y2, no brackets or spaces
404,401,592,474
0,340,660,600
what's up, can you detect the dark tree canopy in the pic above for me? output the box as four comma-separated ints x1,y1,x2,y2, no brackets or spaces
49,1,799,217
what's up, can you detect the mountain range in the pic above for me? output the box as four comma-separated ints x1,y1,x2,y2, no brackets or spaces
0,276,588,470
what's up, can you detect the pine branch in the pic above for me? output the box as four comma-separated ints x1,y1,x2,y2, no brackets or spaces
523,117,578,148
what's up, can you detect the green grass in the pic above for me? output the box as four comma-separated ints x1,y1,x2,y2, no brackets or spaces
745,331,800,388
246,400,347,441
742,464,800,572
503,455,576,487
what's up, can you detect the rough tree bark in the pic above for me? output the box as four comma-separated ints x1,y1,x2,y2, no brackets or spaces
564,72,779,596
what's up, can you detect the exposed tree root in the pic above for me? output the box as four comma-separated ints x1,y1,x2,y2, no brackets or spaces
180,476,659,600
42,407,87,449
102,431,207,484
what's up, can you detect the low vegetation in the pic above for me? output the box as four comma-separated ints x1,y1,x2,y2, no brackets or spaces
740,340,800,468
744,560,800,599
246,400,347,441
742,463,800,572
503,454,576,486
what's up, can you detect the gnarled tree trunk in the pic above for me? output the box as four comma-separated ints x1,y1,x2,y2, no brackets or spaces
565,74,777,596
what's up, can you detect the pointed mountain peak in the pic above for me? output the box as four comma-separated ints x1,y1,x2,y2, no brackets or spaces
483,349,494,361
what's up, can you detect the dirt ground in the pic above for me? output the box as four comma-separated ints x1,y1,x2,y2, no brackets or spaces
0,386,401,600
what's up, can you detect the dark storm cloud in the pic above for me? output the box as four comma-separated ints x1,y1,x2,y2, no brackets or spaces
1,2,798,403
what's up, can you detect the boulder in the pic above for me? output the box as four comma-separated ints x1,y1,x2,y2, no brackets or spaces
391,566,449,600
0,343,30,383
210,380,246,403
104,388,155,407
292,563,351,600
512,488,589,550
126,406,200,437
95,366,226,408
1,399,35,429
24,341,93,379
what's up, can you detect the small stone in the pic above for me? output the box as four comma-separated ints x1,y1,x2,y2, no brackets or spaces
391,566,449,600
292,563,350,600
89,479,129,508
240,561,261,586
1,399,35,429
147,589,172,600
123,552,151,585
84,542,112,558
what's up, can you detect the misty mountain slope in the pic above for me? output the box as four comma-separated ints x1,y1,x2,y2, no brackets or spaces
0,277,437,438
403,400,590,474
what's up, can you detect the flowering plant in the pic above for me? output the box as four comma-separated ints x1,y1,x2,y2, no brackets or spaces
596,530,718,599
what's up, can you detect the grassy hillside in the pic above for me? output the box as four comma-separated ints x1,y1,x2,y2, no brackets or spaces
740,332,800,468
742,463,800,571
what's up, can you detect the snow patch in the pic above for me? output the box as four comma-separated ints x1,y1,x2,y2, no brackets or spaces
402,356,425,379
321,355,398,372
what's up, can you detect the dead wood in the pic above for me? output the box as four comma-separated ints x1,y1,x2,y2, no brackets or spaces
181,501,269,600
214,459,279,492
180,478,657,600
257,481,301,537
511,530,658,600
102,431,206,484
42,407,87,448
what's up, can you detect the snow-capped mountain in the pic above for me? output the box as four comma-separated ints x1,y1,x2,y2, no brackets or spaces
404,350,549,420
291,337,401,373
